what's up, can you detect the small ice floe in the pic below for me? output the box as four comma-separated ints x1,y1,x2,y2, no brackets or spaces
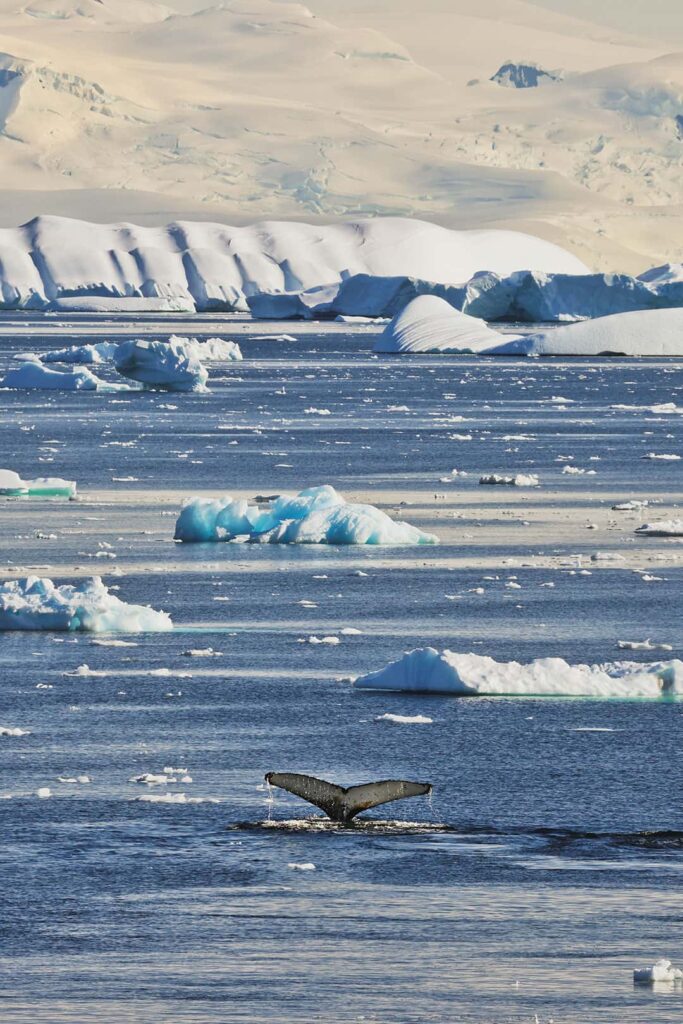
0,361,110,391
304,407,331,415
618,639,673,652
174,484,438,546
633,959,683,986
0,576,172,632
40,342,120,364
129,773,172,786
287,862,316,871
479,474,539,487
0,469,76,498
57,775,91,784
635,520,683,537
35,787,51,799
374,713,433,724
306,636,340,645
90,638,138,647
612,501,649,511
590,552,625,562
182,647,222,657
354,647,683,698
439,469,468,482
0,726,31,736
562,466,596,476
341,627,363,635
135,793,219,804
641,453,680,461
113,339,209,392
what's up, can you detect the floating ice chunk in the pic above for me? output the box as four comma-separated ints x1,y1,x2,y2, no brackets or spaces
641,453,680,461
612,500,649,511
136,793,219,804
1,361,106,391
0,576,173,632
634,960,683,985
375,296,517,354
617,639,673,652
163,336,242,362
0,469,76,498
497,309,683,356
182,647,222,657
0,726,31,736
287,862,316,870
58,775,91,784
129,773,170,786
307,636,340,645
562,466,595,476
374,713,433,724
41,342,120,365
113,339,209,392
635,520,683,537
354,647,683,698
35,787,51,799
175,485,438,546
479,474,539,487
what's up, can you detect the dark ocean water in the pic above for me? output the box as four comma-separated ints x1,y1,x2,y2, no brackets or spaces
0,316,681,1022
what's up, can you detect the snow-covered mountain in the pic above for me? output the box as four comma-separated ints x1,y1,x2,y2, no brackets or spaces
0,0,679,270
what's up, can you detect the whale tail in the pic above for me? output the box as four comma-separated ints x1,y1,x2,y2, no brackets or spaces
265,772,432,822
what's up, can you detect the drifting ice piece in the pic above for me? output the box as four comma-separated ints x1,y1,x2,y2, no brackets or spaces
635,519,683,537
164,336,242,362
113,338,209,391
0,361,105,390
634,960,683,985
479,473,539,487
0,469,76,498
497,308,683,357
265,772,432,823
41,343,120,365
354,647,682,698
0,576,173,632
174,485,438,546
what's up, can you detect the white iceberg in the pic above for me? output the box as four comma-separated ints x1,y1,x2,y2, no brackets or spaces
635,520,683,537
634,960,683,986
0,576,173,632
374,296,515,354
165,336,242,362
0,469,76,498
497,308,683,357
479,473,539,487
41,342,120,365
174,484,438,546
354,647,682,699
113,338,209,392
0,361,107,391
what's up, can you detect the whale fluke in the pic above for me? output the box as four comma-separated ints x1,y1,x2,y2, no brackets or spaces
265,772,432,823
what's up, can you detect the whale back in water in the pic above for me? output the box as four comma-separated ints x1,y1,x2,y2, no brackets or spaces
265,772,432,822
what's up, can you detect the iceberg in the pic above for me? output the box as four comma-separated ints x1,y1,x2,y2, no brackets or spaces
41,342,120,365
0,361,106,390
495,308,683,357
174,485,438,546
0,469,76,498
163,336,242,362
113,338,209,392
0,576,173,632
479,474,539,487
635,520,683,537
374,296,516,354
354,647,682,699
633,960,683,986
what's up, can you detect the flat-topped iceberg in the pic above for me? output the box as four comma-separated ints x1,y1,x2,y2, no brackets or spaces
175,485,438,546
354,647,682,699
113,338,209,392
0,361,106,391
0,469,76,498
0,576,173,632
374,296,516,354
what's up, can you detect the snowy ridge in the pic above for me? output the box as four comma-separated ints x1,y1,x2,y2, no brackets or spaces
0,215,587,311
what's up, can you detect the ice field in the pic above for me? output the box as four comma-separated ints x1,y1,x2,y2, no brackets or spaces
0,312,682,1023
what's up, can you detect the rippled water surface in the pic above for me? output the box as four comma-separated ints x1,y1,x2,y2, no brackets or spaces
0,315,682,1023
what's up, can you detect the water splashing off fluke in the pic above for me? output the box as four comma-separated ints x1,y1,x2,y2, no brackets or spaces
264,772,432,823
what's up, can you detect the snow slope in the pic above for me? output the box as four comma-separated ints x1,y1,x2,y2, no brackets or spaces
0,0,679,268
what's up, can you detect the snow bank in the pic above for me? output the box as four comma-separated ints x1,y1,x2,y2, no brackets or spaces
251,268,683,324
113,338,208,392
374,296,515,354
175,484,438,546
0,361,105,390
497,308,683,357
635,520,683,537
354,647,682,698
0,215,586,312
0,576,173,632
634,960,683,985
0,469,76,498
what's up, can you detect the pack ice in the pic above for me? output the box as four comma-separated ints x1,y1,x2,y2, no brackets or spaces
0,469,76,498
174,485,438,546
0,577,173,632
354,647,682,699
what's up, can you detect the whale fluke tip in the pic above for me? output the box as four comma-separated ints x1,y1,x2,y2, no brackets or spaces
265,771,432,823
